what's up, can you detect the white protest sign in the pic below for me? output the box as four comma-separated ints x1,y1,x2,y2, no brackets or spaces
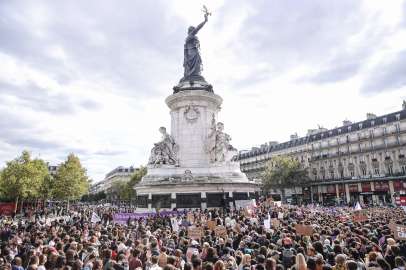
91,212,102,223
264,219,270,229
235,199,256,209
171,218,179,232
278,212,284,220
273,201,282,207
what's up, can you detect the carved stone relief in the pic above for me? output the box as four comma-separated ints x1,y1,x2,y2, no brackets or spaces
148,127,179,166
184,105,200,123
181,170,194,182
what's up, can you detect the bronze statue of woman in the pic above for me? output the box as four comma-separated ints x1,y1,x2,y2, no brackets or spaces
180,13,209,83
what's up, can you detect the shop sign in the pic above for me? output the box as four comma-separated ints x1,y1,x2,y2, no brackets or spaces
352,173,385,180
350,191,389,195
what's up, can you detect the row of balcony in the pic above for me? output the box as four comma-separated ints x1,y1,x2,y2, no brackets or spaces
309,141,404,161
308,126,405,152
310,172,406,183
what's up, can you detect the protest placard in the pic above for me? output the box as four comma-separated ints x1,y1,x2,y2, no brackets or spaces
181,220,189,227
353,210,368,222
235,199,256,209
296,224,313,236
233,223,242,233
188,228,202,238
243,210,250,217
394,224,406,240
264,200,269,207
270,218,280,228
273,201,282,207
206,220,216,229
171,218,179,232
264,219,270,229
215,226,227,238
278,212,284,220
156,201,162,212
201,216,207,224
187,212,195,222
389,220,397,231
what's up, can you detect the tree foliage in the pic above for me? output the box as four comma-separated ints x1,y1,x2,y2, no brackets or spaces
53,153,92,202
262,155,310,201
0,150,49,202
107,179,126,199
81,190,106,202
121,167,147,199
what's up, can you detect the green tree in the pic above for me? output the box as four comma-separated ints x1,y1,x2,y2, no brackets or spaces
262,155,310,203
32,158,54,206
0,150,49,217
107,179,126,200
121,167,147,199
53,153,92,210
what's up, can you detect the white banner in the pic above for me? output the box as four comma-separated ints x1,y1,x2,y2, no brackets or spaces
91,212,102,223
171,218,179,232
235,199,256,209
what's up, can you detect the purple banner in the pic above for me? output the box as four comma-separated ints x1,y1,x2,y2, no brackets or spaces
113,211,179,225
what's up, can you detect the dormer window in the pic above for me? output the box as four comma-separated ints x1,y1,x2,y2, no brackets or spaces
338,129,341,135
382,117,387,124
370,120,375,127
359,123,363,129
348,126,352,132
396,114,401,121
329,131,332,137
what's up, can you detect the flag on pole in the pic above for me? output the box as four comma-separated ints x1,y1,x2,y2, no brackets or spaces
91,212,102,223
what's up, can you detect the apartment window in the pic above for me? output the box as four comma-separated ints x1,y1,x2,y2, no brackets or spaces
311,144,314,150
328,150,332,157
371,141,375,150
330,172,334,179
296,148,299,153
321,134,324,139
362,167,367,175
349,184,358,192
372,153,377,159
313,135,316,141
321,162,324,168
359,123,363,129
328,140,331,147
329,131,332,137
314,175,317,181
301,147,304,152
388,164,393,175
338,129,341,135
358,133,361,140
383,117,387,124
322,173,325,180
384,139,388,147
400,149,404,155
291,149,294,154
341,171,344,179
320,152,323,158
347,135,350,143
370,130,374,138
301,156,304,161
337,138,340,145
348,146,351,153
329,160,333,167
396,114,401,121
402,165,406,174
382,127,387,135
348,126,352,132
370,120,375,127
359,144,363,151
319,142,322,148
349,157,353,164
396,124,401,132
338,158,343,165
360,155,365,162
338,147,341,154
398,137,403,145
385,151,390,157
374,168,380,174
350,171,355,176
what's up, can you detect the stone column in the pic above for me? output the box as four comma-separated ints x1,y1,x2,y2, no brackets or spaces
345,184,350,204
358,182,363,203
371,181,376,205
389,180,395,204
166,90,222,166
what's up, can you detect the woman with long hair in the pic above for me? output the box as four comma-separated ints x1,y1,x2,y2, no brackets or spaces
23,250,35,269
376,258,391,270
38,255,47,270
50,255,66,270
72,260,84,270
66,250,76,267
214,261,226,270
394,257,406,270
238,255,251,270
295,254,307,270
92,260,103,270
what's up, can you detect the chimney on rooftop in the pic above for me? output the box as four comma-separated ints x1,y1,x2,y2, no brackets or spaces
367,113,377,120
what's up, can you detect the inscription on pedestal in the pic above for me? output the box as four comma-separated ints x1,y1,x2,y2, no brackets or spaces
206,192,230,207
176,193,201,208
152,194,171,208
137,195,148,208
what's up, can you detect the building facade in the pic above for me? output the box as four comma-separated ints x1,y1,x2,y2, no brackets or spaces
89,166,140,194
235,101,406,205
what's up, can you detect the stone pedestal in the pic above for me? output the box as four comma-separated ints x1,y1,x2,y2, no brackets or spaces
135,88,261,211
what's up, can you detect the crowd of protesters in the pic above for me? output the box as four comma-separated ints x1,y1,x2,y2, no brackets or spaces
0,197,405,270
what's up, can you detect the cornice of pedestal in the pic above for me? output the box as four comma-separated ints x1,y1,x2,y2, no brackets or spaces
165,90,223,112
